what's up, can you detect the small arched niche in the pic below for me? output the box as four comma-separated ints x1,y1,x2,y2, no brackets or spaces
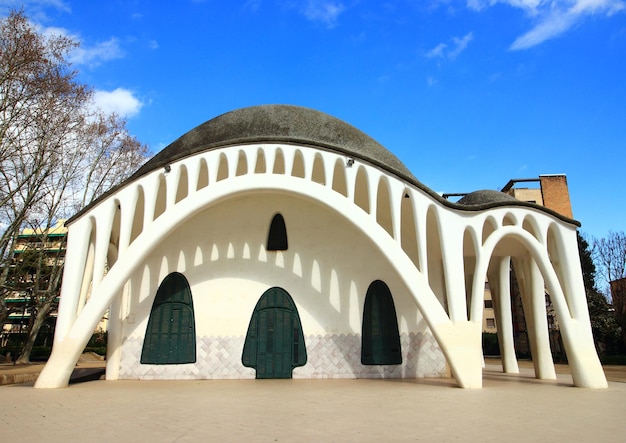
267,213,288,251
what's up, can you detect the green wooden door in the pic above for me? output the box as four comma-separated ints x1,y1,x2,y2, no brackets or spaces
242,287,307,378
141,272,196,364
256,308,292,378
361,280,402,365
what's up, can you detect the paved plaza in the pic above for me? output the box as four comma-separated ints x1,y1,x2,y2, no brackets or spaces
1,361,624,442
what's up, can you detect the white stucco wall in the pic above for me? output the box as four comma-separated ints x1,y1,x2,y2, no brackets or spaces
117,192,447,379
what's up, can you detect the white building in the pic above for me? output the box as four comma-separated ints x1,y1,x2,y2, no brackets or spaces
35,105,606,389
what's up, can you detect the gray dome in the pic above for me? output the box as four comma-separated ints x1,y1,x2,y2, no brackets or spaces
130,104,416,182
457,190,518,206
67,105,580,227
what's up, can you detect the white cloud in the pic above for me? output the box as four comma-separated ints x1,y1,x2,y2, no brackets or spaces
0,0,71,15
70,37,124,66
92,88,143,118
511,0,625,49
243,0,262,12
302,1,346,28
38,25,125,67
426,43,448,58
509,10,574,49
425,32,474,60
466,0,626,49
467,0,542,14
449,32,474,59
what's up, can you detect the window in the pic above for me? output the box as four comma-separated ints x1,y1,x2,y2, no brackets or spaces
484,300,493,309
141,272,196,364
486,318,496,329
361,280,402,365
266,213,288,251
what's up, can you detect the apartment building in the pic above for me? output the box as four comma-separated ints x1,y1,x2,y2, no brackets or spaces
1,220,67,347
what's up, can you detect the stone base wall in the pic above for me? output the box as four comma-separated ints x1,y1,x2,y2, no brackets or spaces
118,332,448,380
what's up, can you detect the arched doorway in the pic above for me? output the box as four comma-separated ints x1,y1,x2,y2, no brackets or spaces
242,287,307,378
141,272,196,364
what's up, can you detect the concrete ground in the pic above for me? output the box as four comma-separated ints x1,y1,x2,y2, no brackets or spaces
1,360,624,442
0,353,106,385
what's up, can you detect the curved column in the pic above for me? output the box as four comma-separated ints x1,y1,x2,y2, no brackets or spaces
263,146,275,173
523,258,556,380
91,201,116,289
300,148,316,180
105,293,123,380
439,215,468,323
487,256,519,373
475,227,607,388
53,219,93,344
142,173,161,224
185,156,203,194
322,152,336,190
117,186,138,254
76,220,96,316
281,147,296,175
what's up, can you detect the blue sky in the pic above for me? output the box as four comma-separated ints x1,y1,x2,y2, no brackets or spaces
2,0,625,241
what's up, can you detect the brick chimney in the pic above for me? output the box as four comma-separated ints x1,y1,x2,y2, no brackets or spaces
539,174,573,219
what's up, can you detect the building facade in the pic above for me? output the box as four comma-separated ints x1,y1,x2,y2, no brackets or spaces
35,105,606,389
1,220,67,348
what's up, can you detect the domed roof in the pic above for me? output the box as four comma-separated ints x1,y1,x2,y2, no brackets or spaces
455,189,579,225
457,190,518,206
130,104,416,182
68,105,580,227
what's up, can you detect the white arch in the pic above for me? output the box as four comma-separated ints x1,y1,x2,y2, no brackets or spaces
471,227,607,388
36,173,483,388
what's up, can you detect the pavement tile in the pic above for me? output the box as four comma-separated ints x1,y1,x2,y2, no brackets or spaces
1,360,624,442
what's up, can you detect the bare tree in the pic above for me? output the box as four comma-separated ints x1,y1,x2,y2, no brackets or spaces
13,113,147,363
593,230,626,349
0,11,148,362
74,111,148,211
593,231,626,292
1,10,87,327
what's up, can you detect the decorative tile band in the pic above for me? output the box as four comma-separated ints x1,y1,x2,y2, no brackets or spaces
119,332,447,380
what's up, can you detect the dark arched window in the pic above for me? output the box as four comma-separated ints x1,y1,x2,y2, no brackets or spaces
141,272,196,364
267,213,288,251
242,287,307,378
361,280,402,365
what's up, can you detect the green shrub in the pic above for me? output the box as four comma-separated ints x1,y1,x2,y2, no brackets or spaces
84,346,107,356
482,332,500,356
29,347,52,361
600,355,626,365
87,331,107,348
